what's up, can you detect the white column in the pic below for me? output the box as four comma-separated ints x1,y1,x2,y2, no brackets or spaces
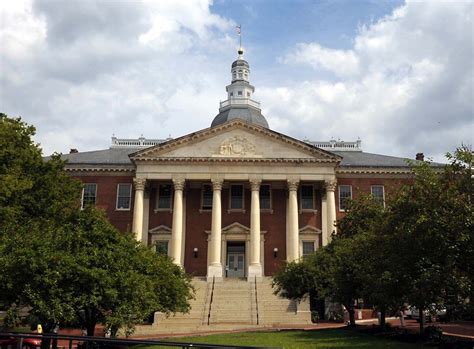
325,179,337,239
321,188,328,246
248,178,263,280
132,177,146,241
170,177,185,265
287,178,299,262
207,177,223,280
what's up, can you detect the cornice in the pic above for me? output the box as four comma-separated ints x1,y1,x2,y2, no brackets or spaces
335,167,413,175
64,165,135,173
133,157,337,164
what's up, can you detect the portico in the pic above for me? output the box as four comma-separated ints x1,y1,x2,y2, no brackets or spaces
128,119,340,281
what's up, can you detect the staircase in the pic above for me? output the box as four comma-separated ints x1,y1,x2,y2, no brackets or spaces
134,277,311,336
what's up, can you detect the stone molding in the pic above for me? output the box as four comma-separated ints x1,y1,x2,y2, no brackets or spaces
172,176,185,191
133,177,146,191
324,180,337,192
287,177,299,191
249,177,262,191
211,176,224,191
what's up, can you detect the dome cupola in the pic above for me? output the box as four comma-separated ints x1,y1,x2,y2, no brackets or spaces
211,48,269,128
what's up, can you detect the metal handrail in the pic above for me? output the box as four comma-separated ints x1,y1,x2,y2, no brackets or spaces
207,276,215,325
1,332,276,349
254,276,259,325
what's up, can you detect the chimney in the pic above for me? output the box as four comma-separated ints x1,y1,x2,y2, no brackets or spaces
416,152,424,161
69,148,79,154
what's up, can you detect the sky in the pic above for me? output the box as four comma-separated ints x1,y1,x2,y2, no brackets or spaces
1,0,473,162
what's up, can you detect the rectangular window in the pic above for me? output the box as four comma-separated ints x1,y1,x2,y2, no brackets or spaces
202,184,213,210
116,183,132,210
301,184,314,210
230,184,244,209
339,185,352,211
155,241,169,255
157,184,172,209
371,185,385,206
260,184,271,210
82,183,97,208
302,241,315,257
237,91,243,96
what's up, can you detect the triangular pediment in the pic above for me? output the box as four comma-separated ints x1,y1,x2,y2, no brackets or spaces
130,119,341,164
149,225,171,234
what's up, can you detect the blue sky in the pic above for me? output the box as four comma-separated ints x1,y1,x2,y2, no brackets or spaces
1,0,472,161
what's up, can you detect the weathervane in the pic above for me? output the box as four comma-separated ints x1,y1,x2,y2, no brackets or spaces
236,24,242,48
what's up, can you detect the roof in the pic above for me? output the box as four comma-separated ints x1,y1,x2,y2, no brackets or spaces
232,59,249,68
57,146,443,169
211,106,269,128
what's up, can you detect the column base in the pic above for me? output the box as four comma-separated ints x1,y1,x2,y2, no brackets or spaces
247,263,263,282
207,264,223,282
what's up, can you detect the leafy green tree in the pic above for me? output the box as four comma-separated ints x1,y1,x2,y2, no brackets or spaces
0,114,194,337
0,114,81,228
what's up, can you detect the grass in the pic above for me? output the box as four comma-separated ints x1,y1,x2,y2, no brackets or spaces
142,328,425,349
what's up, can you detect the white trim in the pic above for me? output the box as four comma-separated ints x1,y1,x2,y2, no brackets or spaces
229,183,245,211
300,183,316,212
259,183,272,212
338,185,352,212
81,183,97,209
155,183,173,211
371,185,385,207
115,183,132,211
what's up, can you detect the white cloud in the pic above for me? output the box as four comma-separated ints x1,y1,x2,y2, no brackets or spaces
265,0,473,161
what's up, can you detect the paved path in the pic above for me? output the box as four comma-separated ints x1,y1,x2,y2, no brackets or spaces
132,319,474,340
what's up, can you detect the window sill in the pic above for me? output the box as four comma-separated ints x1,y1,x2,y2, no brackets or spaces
199,209,212,213
299,209,318,214
154,208,172,213
260,209,273,214
115,208,131,211
227,209,246,214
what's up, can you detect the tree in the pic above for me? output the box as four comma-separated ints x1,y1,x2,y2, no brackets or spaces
0,114,194,337
0,114,82,228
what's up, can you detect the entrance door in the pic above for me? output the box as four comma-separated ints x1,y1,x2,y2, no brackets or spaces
226,242,245,278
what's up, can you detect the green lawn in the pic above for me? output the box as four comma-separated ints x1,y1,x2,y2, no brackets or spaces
144,329,424,349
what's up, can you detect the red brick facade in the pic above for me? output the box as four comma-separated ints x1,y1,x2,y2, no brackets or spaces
74,175,408,277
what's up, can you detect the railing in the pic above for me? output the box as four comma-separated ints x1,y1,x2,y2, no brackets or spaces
207,276,215,325
219,98,261,110
110,137,166,148
254,276,259,325
304,139,362,152
0,332,275,349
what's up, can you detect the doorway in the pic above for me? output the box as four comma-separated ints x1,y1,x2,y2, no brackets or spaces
226,241,245,278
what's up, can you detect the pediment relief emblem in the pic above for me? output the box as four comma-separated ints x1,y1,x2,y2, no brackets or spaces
214,135,261,157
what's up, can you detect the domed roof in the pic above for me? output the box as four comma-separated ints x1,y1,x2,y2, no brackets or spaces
232,59,249,68
211,106,269,128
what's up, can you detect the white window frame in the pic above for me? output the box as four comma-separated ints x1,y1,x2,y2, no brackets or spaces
228,184,245,212
371,185,385,207
338,185,352,212
259,184,272,212
300,184,316,211
200,183,213,212
302,240,316,257
81,183,97,209
115,183,132,211
155,183,173,211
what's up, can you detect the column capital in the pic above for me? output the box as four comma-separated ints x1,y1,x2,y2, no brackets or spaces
211,177,224,191
133,177,146,191
172,177,186,191
324,180,337,192
249,177,262,192
287,177,299,192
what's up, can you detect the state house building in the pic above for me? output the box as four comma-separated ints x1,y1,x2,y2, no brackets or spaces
62,49,418,282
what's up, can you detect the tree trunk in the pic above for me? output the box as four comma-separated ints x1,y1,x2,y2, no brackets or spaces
419,307,425,336
379,305,386,329
346,303,356,326
84,309,97,337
